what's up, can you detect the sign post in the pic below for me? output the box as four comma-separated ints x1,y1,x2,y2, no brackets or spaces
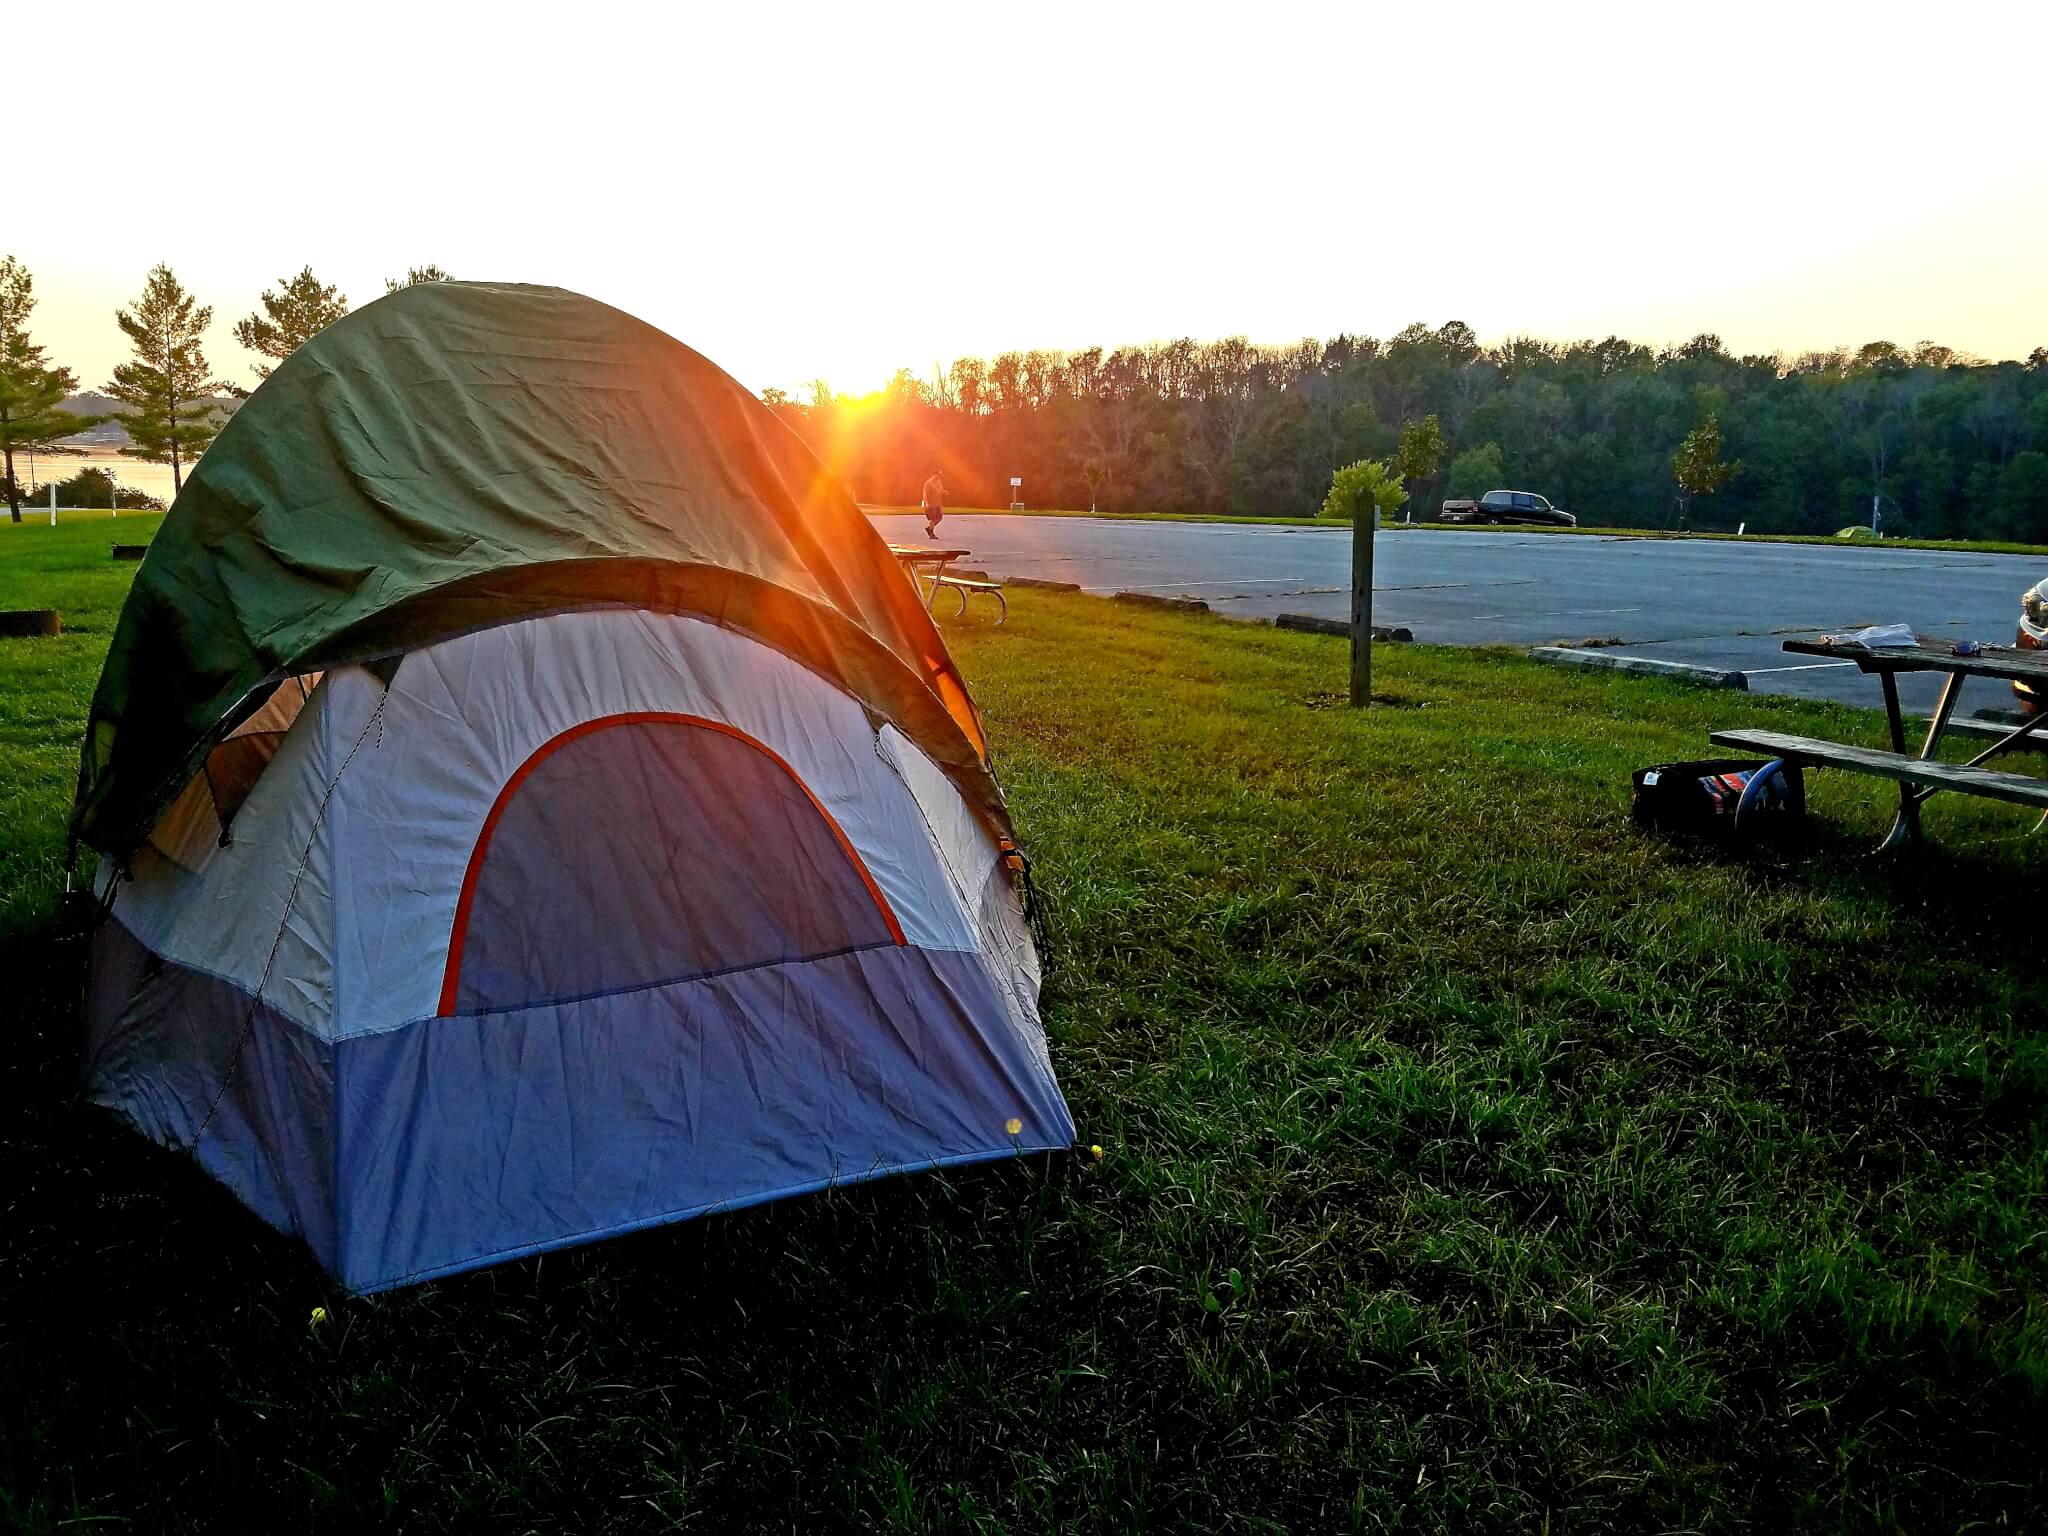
1008,476,1024,512
1350,499,1375,708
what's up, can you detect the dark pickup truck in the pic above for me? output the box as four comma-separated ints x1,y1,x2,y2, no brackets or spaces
1439,489,1577,527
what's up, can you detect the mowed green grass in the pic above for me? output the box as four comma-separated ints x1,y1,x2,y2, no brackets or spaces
0,516,163,934
2,517,2045,1531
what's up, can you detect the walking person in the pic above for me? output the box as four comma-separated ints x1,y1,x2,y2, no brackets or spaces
920,469,945,540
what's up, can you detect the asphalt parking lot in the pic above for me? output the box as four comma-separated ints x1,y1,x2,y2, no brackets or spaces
870,513,2048,715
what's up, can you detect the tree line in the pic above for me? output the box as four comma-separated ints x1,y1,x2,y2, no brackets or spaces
0,258,449,523
768,325,2048,540
5,258,2044,538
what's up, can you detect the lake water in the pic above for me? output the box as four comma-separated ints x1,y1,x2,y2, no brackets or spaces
8,447,188,507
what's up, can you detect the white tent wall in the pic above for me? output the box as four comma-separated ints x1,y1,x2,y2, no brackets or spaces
85,609,1068,1292
879,725,1047,1065
101,612,1025,1041
323,610,999,1035
96,684,344,1029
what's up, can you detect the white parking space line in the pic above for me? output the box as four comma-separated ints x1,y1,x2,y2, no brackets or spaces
1471,606,1644,621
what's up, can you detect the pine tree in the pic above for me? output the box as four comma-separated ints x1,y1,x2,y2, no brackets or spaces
0,256,100,524
106,264,225,494
233,265,347,384
385,264,454,294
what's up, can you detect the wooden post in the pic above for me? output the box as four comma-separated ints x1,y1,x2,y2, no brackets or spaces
1350,497,1374,707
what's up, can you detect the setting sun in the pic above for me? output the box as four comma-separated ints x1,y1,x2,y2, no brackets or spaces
11,0,2045,407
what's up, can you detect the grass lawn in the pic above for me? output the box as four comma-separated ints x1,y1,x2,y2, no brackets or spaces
865,504,2048,558
1,508,162,528
3,517,2046,1530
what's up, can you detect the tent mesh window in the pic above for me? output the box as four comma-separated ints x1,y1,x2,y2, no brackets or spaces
442,716,904,1016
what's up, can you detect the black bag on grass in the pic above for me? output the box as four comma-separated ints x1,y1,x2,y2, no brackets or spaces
1631,757,1804,839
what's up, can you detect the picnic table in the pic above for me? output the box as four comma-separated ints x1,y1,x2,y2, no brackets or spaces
888,543,972,601
886,543,1008,624
1711,636,2048,848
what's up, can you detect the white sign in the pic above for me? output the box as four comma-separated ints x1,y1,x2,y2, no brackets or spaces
1009,477,1022,487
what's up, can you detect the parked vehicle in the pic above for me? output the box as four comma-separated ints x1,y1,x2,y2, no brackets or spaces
2017,577,2047,711
1438,489,1577,527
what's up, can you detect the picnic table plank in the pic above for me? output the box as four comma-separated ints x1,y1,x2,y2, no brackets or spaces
1781,637,2048,687
1939,716,2048,753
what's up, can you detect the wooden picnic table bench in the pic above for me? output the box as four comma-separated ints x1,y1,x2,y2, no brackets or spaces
1935,713,2048,752
1942,717,2048,753
1710,636,2048,849
928,574,1007,624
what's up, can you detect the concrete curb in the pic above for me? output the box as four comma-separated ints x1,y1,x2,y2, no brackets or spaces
1274,612,1413,643
1529,646,1747,689
1006,576,1082,592
1114,590,1210,614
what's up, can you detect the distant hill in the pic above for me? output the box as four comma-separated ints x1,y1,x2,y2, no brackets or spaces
58,392,241,451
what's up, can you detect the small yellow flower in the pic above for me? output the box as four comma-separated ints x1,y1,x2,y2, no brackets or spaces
309,1306,329,1328
1089,1144,1105,1162
1005,1117,1023,1136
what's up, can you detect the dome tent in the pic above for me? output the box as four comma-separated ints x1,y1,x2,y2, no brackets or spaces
75,281,1071,1294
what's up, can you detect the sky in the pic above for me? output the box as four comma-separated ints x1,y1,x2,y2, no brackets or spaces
17,0,2048,399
